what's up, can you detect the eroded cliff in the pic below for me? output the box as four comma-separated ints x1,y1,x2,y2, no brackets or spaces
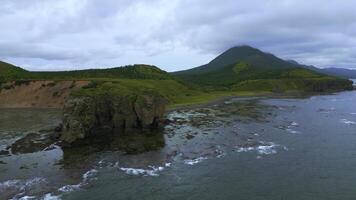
60,82,167,144
0,80,89,108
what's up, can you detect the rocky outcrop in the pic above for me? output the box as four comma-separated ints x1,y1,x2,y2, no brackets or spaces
60,94,167,144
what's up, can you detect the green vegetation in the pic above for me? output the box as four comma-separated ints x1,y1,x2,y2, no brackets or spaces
71,79,207,106
72,79,271,108
0,63,174,81
30,65,174,80
0,45,353,108
0,61,29,81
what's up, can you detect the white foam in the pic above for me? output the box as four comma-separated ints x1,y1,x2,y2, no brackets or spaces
82,169,98,181
284,122,299,134
235,147,255,153
58,184,81,192
119,163,170,177
184,157,208,165
0,177,49,200
224,101,233,104
43,193,61,200
19,196,36,200
286,128,298,134
58,169,98,193
340,119,356,125
256,144,277,155
1,178,46,191
291,122,299,126
235,142,284,155
350,113,356,115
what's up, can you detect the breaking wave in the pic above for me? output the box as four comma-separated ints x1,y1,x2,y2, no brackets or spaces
340,119,356,125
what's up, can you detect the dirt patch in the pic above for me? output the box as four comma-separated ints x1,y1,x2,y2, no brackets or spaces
0,80,89,108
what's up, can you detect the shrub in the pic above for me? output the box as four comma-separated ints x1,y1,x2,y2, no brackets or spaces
14,80,31,86
82,81,99,89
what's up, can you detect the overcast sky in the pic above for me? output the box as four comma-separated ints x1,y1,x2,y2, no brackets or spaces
1,0,355,71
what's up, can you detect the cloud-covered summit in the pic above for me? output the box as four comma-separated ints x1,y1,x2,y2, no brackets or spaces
1,0,355,71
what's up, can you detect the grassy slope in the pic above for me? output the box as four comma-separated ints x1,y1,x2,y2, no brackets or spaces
71,78,269,109
10,64,174,81
0,61,29,81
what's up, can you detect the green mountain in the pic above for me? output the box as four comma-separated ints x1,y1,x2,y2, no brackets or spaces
175,45,295,75
173,46,353,92
0,61,29,81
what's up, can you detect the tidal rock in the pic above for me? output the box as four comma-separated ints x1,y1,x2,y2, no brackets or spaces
9,131,57,154
0,150,10,156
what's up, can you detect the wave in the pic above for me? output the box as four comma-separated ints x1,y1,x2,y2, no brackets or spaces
286,128,298,134
18,193,61,200
58,169,98,193
340,119,356,125
290,122,299,126
0,177,48,200
0,178,61,199
184,157,208,165
119,163,171,177
235,142,287,155
42,193,61,200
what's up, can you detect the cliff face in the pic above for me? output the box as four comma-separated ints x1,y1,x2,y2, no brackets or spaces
60,93,167,144
0,80,89,108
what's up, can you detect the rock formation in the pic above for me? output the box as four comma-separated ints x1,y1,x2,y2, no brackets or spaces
60,93,167,144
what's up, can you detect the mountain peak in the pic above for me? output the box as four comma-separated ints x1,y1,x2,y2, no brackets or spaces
209,45,262,65
174,45,268,75
226,45,260,52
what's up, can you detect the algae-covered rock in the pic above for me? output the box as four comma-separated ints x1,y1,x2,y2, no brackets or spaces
60,89,167,144
61,97,97,143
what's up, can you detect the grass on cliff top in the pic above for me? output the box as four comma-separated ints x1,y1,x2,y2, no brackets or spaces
1,74,351,110
70,78,272,108
71,78,200,102
169,90,272,108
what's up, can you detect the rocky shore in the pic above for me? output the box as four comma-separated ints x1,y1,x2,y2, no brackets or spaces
0,80,169,147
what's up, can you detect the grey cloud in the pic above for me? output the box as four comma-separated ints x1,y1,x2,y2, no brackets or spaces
0,0,355,71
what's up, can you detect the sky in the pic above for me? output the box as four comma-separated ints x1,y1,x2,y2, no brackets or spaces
0,0,356,72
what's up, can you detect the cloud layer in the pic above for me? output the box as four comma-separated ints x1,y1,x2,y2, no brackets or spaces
1,0,355,71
